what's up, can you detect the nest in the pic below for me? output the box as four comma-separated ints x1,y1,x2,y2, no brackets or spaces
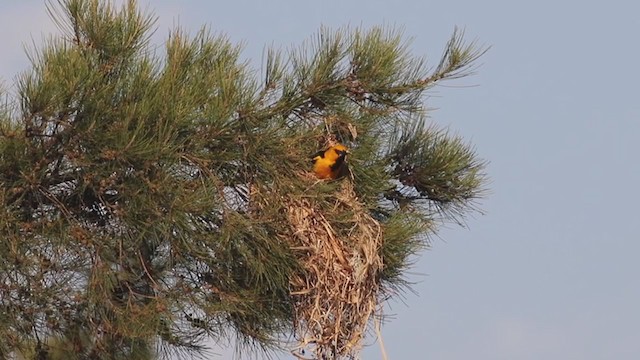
285,179,383,359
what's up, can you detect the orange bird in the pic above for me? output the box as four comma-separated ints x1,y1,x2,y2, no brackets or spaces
312,144,350,179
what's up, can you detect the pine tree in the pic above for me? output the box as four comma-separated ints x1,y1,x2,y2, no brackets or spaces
0,1,487,359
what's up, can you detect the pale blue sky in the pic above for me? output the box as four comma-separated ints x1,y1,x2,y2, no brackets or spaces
2,1,639,359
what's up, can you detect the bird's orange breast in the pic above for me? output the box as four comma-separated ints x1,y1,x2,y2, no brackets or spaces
313,158,336,179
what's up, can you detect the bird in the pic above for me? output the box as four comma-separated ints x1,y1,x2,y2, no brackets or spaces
312,143,350,179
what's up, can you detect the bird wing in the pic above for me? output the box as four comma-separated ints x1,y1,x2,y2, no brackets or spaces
311,150,325,161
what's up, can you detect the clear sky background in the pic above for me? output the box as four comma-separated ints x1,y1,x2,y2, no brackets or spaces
2,1,639,359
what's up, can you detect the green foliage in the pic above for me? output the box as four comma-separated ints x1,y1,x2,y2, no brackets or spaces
386,119,487,222
0,0,488,359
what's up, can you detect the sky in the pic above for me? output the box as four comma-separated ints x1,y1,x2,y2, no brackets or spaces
2,1,640,359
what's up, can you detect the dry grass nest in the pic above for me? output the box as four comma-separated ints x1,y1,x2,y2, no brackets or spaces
284,177,384,359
